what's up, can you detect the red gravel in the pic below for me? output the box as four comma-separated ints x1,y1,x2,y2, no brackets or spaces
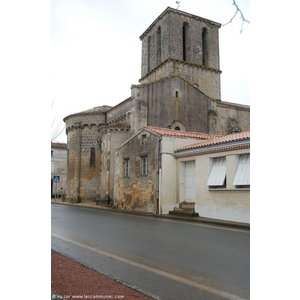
51,250,154,299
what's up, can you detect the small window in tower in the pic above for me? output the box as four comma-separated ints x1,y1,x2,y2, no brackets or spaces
156,26,161,64
174,127,181,131
182,22,189,61
175,91,179,98
147,35,151,72
202,28,208,66
90,147,96,167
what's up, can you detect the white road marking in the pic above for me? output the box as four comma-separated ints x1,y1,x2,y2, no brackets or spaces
52,233,247,300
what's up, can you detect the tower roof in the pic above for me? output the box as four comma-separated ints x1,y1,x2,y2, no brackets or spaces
63,105,112,122
140,7,221,40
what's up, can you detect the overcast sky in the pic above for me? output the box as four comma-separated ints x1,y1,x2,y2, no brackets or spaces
51,0,250,142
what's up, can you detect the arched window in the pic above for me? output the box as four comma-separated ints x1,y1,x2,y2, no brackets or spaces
202,28,208,66
90,147,95,167
147,36,151,72
156,26,161,64
182,22,189,61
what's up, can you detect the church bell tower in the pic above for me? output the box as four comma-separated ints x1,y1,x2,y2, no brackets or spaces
139,7,222,100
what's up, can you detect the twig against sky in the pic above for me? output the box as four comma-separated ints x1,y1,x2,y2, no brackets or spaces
51,124,66,142
51,98,66,142
223,0,250,33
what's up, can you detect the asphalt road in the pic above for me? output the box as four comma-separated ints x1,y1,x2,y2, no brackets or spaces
51,204,250,300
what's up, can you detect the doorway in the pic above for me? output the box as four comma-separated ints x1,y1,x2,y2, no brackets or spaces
184,161,196,201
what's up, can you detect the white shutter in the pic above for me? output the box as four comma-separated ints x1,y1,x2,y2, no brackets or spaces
233,154,250,186
207,157,226,186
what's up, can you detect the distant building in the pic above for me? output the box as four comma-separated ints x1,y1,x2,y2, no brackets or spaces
51,142,67,198
62,7,250,223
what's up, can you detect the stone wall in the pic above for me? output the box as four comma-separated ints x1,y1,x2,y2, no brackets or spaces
98,126,131,201
208,101,250,135
114,131,159,213
106,97,134,124
136,76,210,133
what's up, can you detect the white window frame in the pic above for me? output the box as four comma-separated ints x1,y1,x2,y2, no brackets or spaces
124,159,130,177
141,156,148,176
233,154,250,187
207,156,226,188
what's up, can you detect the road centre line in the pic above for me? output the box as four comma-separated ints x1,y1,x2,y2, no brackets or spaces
52,233,247,300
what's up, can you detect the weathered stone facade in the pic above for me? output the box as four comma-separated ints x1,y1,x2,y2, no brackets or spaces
132,76,210,133
114,130,160,213
64,106,111,202
63,7,250,205
98,123,131,202
114,127,217,214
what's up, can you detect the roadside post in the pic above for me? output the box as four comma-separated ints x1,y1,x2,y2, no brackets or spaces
53,175,60,202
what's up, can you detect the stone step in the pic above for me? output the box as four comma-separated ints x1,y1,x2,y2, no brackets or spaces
174,207,195,213
169,210,199,218
179,201,196,210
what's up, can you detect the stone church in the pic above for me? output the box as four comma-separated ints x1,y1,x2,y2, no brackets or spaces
63,7,250,208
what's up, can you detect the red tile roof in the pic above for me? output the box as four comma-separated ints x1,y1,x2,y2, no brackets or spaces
145,126,221,139
51,142,67,149
176,131,250,152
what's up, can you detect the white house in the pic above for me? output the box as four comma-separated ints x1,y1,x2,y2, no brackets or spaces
172,131,250,223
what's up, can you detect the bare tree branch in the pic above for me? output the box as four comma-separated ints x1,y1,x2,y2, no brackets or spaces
223,0,250,33
51,98,65,141
51,124,66,142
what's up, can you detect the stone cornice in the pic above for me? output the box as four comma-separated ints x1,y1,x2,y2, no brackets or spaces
139,7,221,40
217,100,250,111
139,58,221,83
98,122,131,135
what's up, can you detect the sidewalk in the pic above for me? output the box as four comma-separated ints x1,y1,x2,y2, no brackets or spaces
51,250,156,300
51,199,250,230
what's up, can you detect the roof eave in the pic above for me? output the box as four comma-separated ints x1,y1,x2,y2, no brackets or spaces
175,139,250,157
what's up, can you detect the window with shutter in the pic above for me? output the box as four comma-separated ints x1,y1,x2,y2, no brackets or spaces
207,157,226,188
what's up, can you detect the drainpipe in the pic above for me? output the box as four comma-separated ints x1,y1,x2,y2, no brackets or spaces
156,136,162,215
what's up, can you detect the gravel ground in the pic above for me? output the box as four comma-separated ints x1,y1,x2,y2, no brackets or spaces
51,250,154,300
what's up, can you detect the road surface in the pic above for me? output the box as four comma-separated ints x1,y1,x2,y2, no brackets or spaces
51,204,250,300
